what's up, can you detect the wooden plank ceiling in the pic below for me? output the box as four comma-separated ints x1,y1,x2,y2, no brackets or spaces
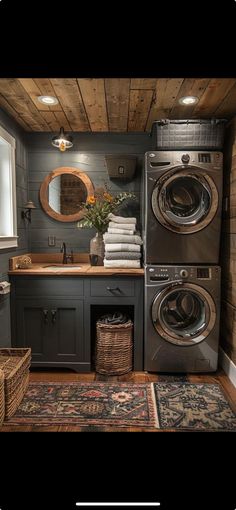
0,78,236,132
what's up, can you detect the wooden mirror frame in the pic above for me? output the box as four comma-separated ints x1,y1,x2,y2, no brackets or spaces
39,167,95,222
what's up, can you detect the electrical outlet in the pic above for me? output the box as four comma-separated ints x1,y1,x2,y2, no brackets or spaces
48,235,56,246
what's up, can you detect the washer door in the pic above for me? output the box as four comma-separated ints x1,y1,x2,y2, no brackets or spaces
152,167,218,233
152,283,216,346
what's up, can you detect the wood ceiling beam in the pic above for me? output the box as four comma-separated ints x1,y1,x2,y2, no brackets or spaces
105,78,130,132
78,79,108,132
0,79,51,130
128,89,154,131
170,78,211,119
192,78,236,118
50,78,90,131
130,78,157,90
213,82,236,119
0,94,32,131
146,78,184,131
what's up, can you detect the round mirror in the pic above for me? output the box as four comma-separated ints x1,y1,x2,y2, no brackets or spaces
39,167,94,222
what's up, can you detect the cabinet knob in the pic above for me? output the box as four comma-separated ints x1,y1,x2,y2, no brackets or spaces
42,309,49,324
51,309,57,323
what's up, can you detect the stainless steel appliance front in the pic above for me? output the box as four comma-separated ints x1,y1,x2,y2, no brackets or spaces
144,151,223,263
144,265,221,372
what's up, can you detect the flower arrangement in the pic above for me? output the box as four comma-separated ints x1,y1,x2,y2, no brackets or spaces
77,187,136,234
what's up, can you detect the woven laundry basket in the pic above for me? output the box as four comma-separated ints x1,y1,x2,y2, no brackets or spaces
0,369,4,426
95,320,133,375
0,348,31,419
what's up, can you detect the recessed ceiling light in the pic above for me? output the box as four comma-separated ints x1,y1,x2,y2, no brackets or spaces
38,95,58,105
179,96,199,105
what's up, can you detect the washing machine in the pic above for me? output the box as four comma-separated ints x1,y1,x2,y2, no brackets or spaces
144,150,223,264
144,265,221,372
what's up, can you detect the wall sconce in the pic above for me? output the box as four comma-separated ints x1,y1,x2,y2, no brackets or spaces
52,127,73,152
21,201,36,222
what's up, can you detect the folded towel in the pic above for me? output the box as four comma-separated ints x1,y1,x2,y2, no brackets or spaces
109,221,136,230
107,227,135,235
105,243,141,252
108,213,136,224
104,259,141,268
104,233,143,245
98,312,129,325
105,251,141,260
0,281,11,294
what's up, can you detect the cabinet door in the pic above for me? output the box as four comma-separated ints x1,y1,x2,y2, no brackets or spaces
49,299,84,363
16,298,50,362
15,298,84,364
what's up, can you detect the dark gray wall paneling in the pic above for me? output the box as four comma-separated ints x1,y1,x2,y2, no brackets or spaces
27,132,152,253
0,295,11,346
0,107,29,346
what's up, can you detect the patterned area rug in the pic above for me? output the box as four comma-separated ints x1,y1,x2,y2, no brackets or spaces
3,381,236,430
154,382,236,431
5,382,157,428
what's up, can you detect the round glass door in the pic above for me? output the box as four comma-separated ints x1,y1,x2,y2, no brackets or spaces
152,283,216,346
152,168,218,233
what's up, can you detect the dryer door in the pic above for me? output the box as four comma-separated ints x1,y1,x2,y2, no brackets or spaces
152,282,216,346
152,167,218,233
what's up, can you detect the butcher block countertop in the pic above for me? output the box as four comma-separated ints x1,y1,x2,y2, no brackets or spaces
8,253,144,276
87,265,143,276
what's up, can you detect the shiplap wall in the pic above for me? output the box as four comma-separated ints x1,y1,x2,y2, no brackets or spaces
0,108,29,346
221,117,236,364
27,132,152,253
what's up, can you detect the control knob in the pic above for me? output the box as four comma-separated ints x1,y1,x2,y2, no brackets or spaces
180,269,188,278
181,154,190,164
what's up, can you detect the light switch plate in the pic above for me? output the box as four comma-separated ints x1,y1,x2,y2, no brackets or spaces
48,235,56,246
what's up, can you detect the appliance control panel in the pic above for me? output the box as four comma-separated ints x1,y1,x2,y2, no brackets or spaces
146,265,220,283
148,267,169,281
146,151,223,169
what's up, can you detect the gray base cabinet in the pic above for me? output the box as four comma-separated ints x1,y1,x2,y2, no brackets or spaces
10,275,143,372
16,298,85,371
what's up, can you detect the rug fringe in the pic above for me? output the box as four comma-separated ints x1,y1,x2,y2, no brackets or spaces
151,383,160,429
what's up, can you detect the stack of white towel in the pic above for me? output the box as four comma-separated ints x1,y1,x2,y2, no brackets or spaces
103,213,142,268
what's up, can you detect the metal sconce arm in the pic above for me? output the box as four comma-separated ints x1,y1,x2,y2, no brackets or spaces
21,200,36,222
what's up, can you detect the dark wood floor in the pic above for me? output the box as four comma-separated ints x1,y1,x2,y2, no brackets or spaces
1,369,236,432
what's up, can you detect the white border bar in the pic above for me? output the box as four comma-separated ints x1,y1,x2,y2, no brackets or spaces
76,504,161,507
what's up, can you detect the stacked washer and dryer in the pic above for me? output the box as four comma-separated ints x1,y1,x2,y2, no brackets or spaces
144,143,223,372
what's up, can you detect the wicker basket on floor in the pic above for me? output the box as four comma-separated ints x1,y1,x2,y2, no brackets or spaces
0,369,4,426
0,348,31,419
95,320,133,375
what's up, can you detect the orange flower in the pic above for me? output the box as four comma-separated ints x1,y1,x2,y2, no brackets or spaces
86,195,96,205
103,192,113,202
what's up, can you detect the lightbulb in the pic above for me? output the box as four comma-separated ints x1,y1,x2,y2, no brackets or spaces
52,127,73,151
59,140,66,152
